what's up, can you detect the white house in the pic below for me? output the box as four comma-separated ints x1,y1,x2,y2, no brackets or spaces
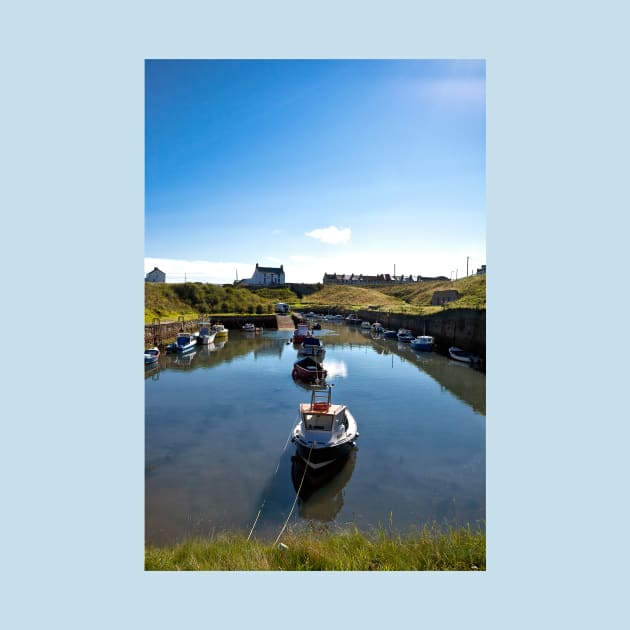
145,267,166,283
243,263,285,286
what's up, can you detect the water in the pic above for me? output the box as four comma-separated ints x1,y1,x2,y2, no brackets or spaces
145,322,485,545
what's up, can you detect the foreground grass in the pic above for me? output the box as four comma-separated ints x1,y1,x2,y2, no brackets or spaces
145,525,485,571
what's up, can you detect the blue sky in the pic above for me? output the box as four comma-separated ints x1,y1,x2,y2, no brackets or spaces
145,59,485,283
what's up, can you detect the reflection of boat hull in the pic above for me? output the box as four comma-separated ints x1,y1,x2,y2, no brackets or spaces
291,448,354,501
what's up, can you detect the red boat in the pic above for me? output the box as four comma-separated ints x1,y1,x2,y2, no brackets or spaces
292,321,311,345
292,356,327,382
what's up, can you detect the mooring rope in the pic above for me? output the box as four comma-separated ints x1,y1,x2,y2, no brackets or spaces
246,415,301,542
273,442,314,547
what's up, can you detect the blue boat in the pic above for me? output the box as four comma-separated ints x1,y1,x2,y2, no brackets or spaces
383,329,398,339
300,336,325,357
166,333,198,354
410,335,434,351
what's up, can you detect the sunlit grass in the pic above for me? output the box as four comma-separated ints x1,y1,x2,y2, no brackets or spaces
145,524,485,571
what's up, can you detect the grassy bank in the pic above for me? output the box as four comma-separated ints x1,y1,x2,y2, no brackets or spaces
299,276,486,313
145,276,486,322
144,284,297,323
145,525,485,571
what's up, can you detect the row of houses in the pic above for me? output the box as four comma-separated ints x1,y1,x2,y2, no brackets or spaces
322,273,450,285
147,263,486,285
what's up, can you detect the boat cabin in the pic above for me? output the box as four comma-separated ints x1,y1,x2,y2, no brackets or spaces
300,404,349,436
299,388,349,439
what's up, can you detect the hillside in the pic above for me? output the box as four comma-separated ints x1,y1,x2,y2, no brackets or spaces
377,275,486,309
298,275,486,312
144,283,297,322
145,276,485,322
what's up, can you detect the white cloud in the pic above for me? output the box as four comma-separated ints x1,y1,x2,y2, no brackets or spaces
305,225,351,245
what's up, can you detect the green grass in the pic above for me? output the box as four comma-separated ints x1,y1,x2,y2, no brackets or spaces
145,524,485,571
145,277,486,322
293,276,485,313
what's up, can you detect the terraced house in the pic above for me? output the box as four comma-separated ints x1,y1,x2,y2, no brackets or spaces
322,272,449,285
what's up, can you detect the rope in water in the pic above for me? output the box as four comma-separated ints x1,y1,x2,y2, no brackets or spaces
273,442,314,547
246,415,299,542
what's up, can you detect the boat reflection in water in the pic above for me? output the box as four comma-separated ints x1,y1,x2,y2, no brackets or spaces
290,448,357,522
166,349,197,369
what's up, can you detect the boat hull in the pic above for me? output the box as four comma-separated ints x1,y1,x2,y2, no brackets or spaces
292,358,327,381
411,344,432,351
294,438,355,470
448,346,480,364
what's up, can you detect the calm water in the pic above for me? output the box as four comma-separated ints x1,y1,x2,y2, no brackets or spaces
145,322,485,545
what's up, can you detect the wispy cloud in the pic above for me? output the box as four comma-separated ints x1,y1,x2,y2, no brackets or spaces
305,225,351,245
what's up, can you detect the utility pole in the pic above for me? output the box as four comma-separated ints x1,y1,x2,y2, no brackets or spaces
467,256,469,277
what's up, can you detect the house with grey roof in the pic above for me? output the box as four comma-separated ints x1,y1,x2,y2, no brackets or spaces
242,263,285,286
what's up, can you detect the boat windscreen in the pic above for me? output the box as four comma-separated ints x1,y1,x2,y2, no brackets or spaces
303,413,333,431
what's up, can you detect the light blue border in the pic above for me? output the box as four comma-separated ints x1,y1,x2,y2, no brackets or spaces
3,1,628,629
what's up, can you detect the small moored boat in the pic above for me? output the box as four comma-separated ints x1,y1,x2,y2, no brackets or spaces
211,323,229,339
292,322,311,344
291,386,359,470
242,322,261,332
166,332,197,354
397,328,414,342
410,335,434,351
345,314,362,325
197,324,217,345
292,356,327,382
299,336,325,357
449,346,481,364
383,329,398,339
144,347,160,365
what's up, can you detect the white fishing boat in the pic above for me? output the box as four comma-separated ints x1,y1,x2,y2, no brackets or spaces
291,386,359,470
397,328,414,342
144,347,160,365
197,324,217,345
449,346,481,364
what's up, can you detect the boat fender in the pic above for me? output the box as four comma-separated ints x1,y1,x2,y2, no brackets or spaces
292,368,297,378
